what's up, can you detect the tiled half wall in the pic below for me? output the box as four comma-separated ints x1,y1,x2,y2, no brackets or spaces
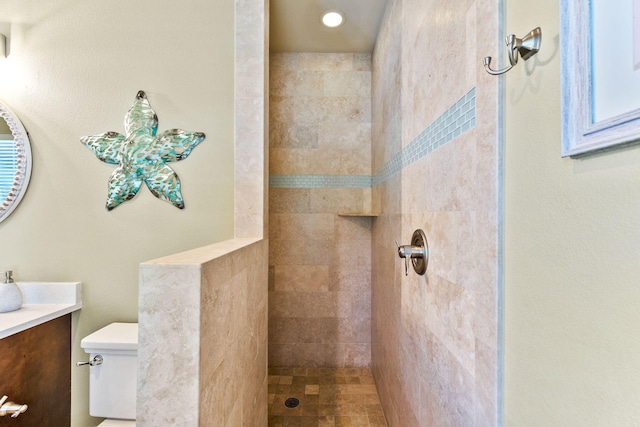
137,0,269,425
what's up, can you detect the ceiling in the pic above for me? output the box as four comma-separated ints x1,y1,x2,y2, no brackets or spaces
270,0,389,53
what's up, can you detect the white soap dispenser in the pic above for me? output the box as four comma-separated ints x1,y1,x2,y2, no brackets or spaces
0,270,23,313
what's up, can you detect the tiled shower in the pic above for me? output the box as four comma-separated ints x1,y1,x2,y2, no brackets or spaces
269,53,374,368
268,0,501,426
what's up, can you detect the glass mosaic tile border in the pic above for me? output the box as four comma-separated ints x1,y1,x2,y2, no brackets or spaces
269,87,475,189
269,174,371,188
372,87,476,186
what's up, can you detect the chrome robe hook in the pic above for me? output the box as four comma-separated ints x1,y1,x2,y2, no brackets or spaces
483,27,542,75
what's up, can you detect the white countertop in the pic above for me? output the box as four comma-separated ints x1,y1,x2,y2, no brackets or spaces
0,282,82,339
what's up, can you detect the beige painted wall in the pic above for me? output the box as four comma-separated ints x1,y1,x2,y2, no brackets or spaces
0,1,234,426
0,116,10,133
504,0,640,425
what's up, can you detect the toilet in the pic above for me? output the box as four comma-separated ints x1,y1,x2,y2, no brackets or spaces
81,322,138,426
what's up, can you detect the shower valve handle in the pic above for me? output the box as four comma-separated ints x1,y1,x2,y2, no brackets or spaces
396,241,421,275
395,230,429,276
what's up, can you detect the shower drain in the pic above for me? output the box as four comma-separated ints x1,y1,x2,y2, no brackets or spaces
284,397,300,409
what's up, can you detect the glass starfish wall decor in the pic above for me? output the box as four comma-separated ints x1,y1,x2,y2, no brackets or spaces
81,90,205,210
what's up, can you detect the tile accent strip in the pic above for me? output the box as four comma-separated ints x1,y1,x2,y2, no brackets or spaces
269,174,372,188
269,87,475,189
372,87,476,186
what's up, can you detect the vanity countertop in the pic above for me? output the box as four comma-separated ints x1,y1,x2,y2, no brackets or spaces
0,282,82,339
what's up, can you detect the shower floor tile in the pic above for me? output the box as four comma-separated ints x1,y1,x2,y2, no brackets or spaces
268,367,388,427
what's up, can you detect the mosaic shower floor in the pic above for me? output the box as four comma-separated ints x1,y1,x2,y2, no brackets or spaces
268,367,388,427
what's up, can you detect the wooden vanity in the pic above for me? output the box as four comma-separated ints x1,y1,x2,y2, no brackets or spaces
0,282,81,426
0,315,71,426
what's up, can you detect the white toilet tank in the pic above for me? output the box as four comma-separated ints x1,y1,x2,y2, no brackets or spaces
81,322,138,421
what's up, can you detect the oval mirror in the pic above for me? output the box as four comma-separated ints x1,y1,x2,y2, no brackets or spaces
0,100,32,223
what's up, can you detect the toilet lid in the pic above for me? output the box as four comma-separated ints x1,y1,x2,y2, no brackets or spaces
82,323,138,351
97,420,136,427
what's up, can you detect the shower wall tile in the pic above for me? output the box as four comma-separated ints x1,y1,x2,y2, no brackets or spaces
270,239,333,266
334,215,372,241
416,329,476,426
270,70,324,97
138,265,201,426
270,147,371,175
269,316,370,344
353,53,373,71
371,0,500,425
329,271,371,294
270,53,299,71
318,123,371,148
270,52,372,179
297,53,357,71
333,238,371,266
268,291,362,319
475,337,498,426
410,210,460,284
270,96,295,123
273,265,330,292
401,0,476,146
269,53,372,368
270,122,319,149
323,71,372,97
343,343,371,367
269,188,311,213
425,274,476,374
269,343,344,367
309,188,367,214
292,96,370,123
269,213,335,241
201,240,268,427
371,2,403,176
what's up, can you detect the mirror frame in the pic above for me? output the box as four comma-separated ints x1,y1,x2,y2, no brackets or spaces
560,0,640,157
0,100,32,223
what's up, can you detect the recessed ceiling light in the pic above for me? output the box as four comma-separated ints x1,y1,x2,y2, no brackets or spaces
321,10,345,28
